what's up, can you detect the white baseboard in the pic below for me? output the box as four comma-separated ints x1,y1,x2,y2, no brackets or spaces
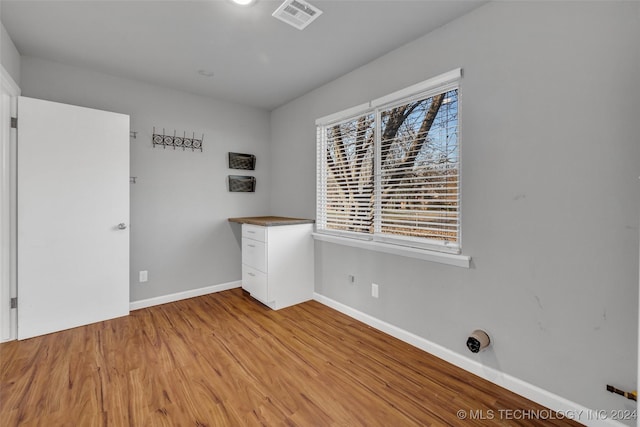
313,292,625,427
130,280,242,311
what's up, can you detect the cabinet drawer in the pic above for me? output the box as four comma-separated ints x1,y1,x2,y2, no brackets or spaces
242,238,266,272
242,224,267,243
242,264,270,303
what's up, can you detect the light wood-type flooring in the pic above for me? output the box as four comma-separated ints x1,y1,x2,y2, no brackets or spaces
0,288,581,426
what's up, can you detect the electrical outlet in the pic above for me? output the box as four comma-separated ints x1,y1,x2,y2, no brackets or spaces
139,270,148,283
371,283,379,298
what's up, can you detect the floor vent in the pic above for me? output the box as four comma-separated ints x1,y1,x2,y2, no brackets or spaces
272,0,323,30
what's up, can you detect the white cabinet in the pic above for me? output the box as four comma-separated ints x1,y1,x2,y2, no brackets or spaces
241,222,314,310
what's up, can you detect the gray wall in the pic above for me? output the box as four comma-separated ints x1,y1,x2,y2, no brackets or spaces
20,56,270,303
270,0,640,417
1,21,20,85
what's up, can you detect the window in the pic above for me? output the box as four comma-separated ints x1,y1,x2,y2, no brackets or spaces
316,69,462,255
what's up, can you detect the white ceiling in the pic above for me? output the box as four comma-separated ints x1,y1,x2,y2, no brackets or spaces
1,0,484,110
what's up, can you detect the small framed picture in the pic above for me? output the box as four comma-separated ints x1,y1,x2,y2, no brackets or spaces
228,152,256,170
228,175,256,192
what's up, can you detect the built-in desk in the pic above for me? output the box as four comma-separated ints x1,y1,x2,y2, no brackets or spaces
228,216,314,227
229,216,314,309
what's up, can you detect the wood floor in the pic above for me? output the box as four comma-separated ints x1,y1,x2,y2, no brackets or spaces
0,288,580,426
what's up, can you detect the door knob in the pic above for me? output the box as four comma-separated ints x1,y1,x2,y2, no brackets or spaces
117,223,127,230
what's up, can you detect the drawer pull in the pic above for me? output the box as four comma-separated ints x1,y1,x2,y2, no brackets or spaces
248,244,255,248
247,231,256,234
248,272,255,277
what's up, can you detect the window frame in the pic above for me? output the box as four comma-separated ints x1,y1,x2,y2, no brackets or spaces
315,69,469,266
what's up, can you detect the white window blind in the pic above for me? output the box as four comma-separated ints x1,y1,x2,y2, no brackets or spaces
317,110,375,237
317,69,461,254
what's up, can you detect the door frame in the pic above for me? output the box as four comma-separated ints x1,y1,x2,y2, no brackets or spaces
0,65,20,342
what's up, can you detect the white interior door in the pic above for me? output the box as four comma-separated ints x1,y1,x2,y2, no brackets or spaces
17,96,129,340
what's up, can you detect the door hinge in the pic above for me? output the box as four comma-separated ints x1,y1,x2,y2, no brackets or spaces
10,297,17,309
10,117,17,129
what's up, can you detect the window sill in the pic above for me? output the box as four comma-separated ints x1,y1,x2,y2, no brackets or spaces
312,233,471,268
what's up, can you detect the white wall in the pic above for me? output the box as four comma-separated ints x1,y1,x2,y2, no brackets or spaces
271,0,640,419
0,21,20,86
20,56,270,303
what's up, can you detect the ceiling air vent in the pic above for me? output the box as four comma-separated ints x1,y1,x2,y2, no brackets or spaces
272,0,323,30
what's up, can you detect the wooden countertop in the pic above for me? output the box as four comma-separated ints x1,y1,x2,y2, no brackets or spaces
228,216,315,227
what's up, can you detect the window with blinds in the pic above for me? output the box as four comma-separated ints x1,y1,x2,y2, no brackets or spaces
317,69,461,254
317,111,375,236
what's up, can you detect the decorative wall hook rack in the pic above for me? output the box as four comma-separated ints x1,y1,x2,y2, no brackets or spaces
130,130,138,139
152,127,203,152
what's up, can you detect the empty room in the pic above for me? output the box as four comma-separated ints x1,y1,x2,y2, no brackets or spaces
0,0,638,426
